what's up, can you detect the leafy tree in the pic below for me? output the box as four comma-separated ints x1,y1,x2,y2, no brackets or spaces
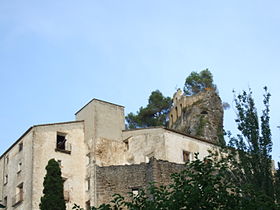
73,153,278,210
40,159,66,210
184,69,216,95
73,87,280,210
227,87,275,199
125,90,172,129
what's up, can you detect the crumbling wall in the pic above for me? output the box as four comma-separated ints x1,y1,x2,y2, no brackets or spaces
95,137,127,166
95,158,185,206
169,89,224,144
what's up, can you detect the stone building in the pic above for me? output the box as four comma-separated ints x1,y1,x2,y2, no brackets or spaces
0,99,218,210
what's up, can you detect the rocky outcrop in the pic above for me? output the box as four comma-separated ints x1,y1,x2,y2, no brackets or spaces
168,89,224,145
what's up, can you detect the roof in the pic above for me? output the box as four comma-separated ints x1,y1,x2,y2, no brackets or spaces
0,120,84,159
75,98,124,115
123,126,218,146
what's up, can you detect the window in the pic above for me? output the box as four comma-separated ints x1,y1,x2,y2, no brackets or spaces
62,178,69,202
12,183,23,206
4,196,7,207
4,175,8,185
175,106,178,118
201,110,208,115
19,142,23,152
183,151,190,163
17,162,22,173
124,139,129,150
56,133,67,150
56,132,71,154
145,153,154,163
86,200,91,210
132,188,139,197
57,160,62,168
5,156,9,165
145,156,150,163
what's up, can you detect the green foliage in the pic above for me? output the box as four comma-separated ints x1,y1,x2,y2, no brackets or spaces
195,115,207,137
73,86,280,210
40,159,66,210
184,69,216,96
125,90,172,129
74,153,279,210
228,87,275,199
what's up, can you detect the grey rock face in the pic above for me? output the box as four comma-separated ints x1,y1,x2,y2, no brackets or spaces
168,89,224,145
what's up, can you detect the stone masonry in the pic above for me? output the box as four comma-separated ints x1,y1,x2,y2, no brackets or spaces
96,157,186,206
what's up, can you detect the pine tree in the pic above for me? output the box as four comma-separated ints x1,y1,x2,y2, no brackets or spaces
40,159,66,210
125,90,172,128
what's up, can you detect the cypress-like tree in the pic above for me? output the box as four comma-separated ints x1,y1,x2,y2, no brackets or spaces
40,159,66,210
228,87,274,199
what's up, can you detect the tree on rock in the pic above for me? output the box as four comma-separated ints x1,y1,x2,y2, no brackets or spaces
184,69,216,95
40,159,65,210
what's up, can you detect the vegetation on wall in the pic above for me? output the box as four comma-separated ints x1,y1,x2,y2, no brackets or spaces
74,87,280,210
126,69,219,129
40,159,66,210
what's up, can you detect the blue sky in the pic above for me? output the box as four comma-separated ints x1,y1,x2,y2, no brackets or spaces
0,1,280,162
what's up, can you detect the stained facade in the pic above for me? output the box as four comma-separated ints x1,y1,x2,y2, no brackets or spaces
0,99,218,209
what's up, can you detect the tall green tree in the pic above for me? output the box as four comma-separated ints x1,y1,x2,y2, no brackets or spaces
73,153,278,210
228,87,275,199
40,159,66,210
125,90,172,129
184,69,216,95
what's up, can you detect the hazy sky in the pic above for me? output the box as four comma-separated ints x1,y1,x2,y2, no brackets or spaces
1,1,280,161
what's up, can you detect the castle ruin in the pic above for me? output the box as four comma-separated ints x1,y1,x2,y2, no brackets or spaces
168,89,224,145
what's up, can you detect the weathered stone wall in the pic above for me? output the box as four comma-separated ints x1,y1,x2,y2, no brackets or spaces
169,89,224,144
0,129,34,210
32,122,86,210
95,158,186,206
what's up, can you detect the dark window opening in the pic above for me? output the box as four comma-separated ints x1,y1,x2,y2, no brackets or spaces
124,139,129,150
57,134,66,150
5,156,9,165
4,196,7,207
55,133,71,154
201,110,208,115
183,151,190,163
86,200,91,210
175,106,178,118
19,142,23,152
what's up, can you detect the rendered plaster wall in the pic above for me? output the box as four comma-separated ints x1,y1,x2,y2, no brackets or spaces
32,122,86,210
123,128,214,165
75,99,125,207
0,130,33,210
122,128,167,164
95,158,186,206
75,99,125,146
0,156,3,201
164,130,214,163
95,138,127,166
